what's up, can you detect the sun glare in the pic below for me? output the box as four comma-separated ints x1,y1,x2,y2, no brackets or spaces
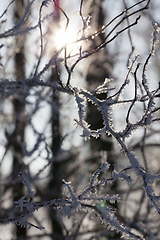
54,27,78,52
46,21,83,57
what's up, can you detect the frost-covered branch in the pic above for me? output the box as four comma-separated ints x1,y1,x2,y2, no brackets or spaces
0,0,160,239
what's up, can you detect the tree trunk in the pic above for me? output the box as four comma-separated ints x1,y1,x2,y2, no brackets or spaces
86,0,112,153
49,67,63,238
48,3,63,238
86,1,121,239
12,0,26,238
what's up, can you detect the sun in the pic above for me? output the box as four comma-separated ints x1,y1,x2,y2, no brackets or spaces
54,26,79,53
46,21,82,57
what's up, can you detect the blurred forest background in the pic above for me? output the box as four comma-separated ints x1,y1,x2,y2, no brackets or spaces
0,0,160,240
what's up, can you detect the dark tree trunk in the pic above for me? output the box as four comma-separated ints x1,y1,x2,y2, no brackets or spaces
49,67,63,238
86,1,121,239
48,5,64,238
86,0,112,153
12,0,26,238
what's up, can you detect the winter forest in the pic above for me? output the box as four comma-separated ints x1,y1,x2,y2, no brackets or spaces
0,0,160,239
